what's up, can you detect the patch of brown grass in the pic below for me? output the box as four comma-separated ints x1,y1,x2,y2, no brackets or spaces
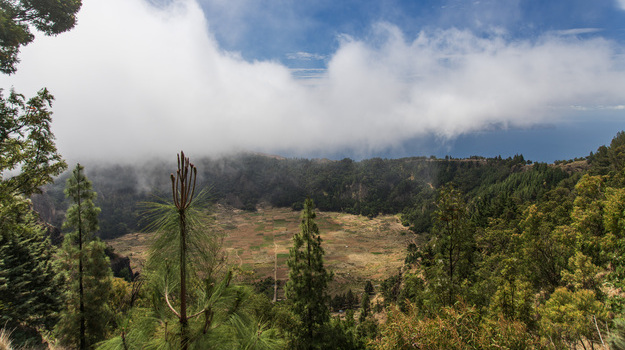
107,206,414,292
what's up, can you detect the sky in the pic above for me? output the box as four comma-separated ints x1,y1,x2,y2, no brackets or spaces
1,0,625,163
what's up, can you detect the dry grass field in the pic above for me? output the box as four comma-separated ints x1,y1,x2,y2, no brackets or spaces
107,206,414,293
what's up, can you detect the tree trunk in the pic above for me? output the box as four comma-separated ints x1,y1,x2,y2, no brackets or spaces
179,209,188,350
78,193,86,350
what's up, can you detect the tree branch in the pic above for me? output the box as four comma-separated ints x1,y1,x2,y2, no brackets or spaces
187,307,207,320
164,287,181,319
594,315,607,350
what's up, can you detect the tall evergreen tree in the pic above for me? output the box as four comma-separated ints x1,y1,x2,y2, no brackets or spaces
55,163,112,349
0,196,61,346
0,0,80,346
97,152,284,349
0,88,66,346
427,184,474,306
286,198,332,349
359,292,371,323
157,151,201,350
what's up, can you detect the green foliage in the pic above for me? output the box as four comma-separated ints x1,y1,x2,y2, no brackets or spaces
330,289,359,312
0,195,61,346
364,280,374,295
97,154,284,349
589,131,625,182
286,198,333,349
472,162,569,218
0,0,81,74
105,248,285,349
323,315,368,350
609,317,625,350
381,132,625,349
56,239,114,347
561,251,602,294
603,187,625,238
0,88,66,199
35,152,581,240
426,184,475,306
141,159,223,288
254,276,279,300
63,164,101,233
0,87,66,346
375,302,541,349
539,287,608,348
571,175,605,244
55,164,113,349
359,292,370,323
518,205,576,291
487,274,535,328
380,273,402,306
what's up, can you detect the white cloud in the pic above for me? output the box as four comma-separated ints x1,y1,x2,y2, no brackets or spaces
618,0,625,11
1,0,624,162
286,52,326,61
552,28,602,36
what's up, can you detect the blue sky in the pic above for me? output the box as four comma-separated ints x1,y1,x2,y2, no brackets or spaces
201,0,625,67
195,0,625,161
1,0,624,163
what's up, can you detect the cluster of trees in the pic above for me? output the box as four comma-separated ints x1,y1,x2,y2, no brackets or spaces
7,108,625,349
35,149,569,240
6,1,625,348
371,132,625,349
330,289,359,312
2,148,352,348
28,131,555,242
0,4,360,347
0,0,78,339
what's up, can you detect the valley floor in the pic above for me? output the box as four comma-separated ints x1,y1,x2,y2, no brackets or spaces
107,206,414,294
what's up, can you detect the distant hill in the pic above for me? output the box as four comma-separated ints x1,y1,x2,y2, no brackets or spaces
33,133,621,241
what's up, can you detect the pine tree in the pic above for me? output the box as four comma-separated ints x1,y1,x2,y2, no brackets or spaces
428,184,474,306
97,152,285,349
0,88,66,346
364,280,374,295
55,163,112,349
359,292,370,323
157,151,201,350
286,198,332,349
346,288,357,309
0,196,61,345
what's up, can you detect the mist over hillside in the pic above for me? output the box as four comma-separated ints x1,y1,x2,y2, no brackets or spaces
33,145,592,241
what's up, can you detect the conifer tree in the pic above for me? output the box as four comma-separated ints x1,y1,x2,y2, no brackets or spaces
162,151,199,349
428,184,473,306
0,196,61,345
56,163,112,349
0,0,80,345
359,292,371,323
365,280,374,295
286,198,332,349
97,151,284,349
0,88,66,345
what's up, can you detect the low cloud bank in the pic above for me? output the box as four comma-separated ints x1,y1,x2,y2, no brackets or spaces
1,0,624,162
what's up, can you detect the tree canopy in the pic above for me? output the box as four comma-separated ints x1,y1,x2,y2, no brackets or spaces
0,0,82,74
286,198,333,349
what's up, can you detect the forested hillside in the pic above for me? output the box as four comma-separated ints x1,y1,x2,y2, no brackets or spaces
374,131,625,348
35,150,574,240
8,131,625,348
4,0,625,347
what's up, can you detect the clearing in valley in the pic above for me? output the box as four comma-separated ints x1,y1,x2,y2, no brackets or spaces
107,206,413,294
